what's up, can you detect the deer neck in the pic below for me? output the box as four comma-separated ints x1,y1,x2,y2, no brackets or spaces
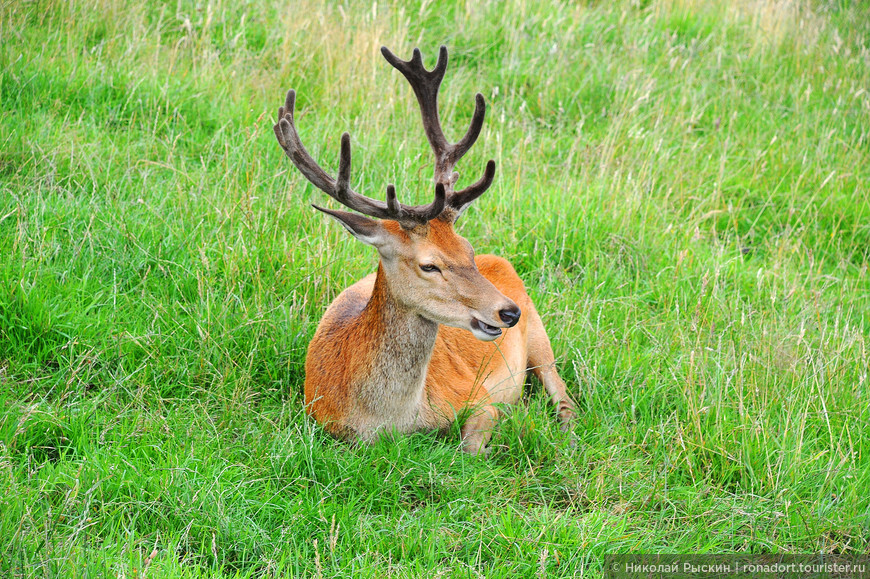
355,262,438,419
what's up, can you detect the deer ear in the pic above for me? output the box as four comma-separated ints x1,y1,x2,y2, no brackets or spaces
313,205,391,248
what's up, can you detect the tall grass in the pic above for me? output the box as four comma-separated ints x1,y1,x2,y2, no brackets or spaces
1,0,869,576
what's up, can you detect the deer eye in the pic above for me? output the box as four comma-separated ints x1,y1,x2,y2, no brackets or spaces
419,263,441,273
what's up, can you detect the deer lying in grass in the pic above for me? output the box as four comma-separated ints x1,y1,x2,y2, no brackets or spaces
274,46,575,455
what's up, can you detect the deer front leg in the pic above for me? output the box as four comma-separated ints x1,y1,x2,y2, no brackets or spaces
460,405,498,457
526,304,576,430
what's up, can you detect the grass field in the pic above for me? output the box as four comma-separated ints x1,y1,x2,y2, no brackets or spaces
2,0,869,576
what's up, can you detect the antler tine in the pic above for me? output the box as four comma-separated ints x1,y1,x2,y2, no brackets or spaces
274,89,338,194
453,92,486,162
385,183,447,223
381,46,449,154
381,45,488,188
274,89,443,228
449,160,496,214
381,46,496,220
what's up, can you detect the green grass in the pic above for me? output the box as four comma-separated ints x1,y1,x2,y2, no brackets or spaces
2,0,869,576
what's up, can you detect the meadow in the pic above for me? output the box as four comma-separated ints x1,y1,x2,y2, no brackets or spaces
1,0,869,576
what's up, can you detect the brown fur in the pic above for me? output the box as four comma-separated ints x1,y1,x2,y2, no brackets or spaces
281,46,575,454
303,219,575,454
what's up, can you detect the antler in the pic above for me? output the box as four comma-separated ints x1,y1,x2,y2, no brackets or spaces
273,89,446,228
381,45,496,216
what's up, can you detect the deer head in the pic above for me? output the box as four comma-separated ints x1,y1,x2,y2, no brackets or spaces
274,46,520,340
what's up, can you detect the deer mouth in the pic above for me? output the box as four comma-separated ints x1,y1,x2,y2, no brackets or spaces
471,317,503,339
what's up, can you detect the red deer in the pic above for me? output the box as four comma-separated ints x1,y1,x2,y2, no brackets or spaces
273,46,575,455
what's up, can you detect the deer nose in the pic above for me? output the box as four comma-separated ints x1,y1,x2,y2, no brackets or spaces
499,305,521,327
